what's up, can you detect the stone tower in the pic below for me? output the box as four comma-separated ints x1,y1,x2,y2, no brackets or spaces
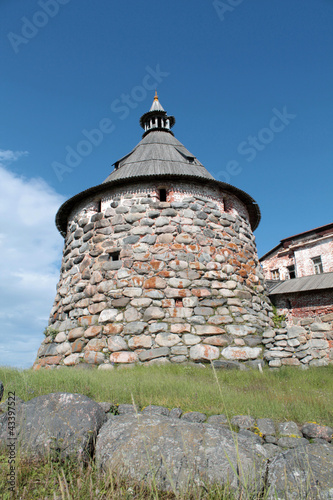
34,94,273,370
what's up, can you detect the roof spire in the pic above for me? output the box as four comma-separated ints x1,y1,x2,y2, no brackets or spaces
139,93,175,137
149,92,164,112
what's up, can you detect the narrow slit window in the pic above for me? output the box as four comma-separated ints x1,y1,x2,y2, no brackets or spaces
97,199,102,212
159,189,167,202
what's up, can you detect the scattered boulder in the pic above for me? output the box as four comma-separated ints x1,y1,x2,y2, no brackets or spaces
170,407,183,419
301,422,333,443
231,415,255,431
181,411,206,423
267,443,333,499
95,414,266,495
117,403,138,415
0,393,106,462
207,414,228,426
141,405,170,417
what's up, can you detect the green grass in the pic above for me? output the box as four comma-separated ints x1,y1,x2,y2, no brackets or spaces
0,363,332,425
0,452,249,500
1,364,332,499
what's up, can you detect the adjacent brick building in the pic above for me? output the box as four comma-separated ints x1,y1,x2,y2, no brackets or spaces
260,223,333,281
260,223,333,321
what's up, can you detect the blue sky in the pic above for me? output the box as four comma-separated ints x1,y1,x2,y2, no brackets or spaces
1,0,332,368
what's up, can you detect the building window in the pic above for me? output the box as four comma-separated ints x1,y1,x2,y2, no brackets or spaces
159,188,167,202
97,199,102,212
312,256,323,274
287,265,296,279
271,269,280,280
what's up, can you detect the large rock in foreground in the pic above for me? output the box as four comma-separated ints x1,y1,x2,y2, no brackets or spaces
0,393,106,461
267,443,333,499
1,393,332,497
95,414,266,495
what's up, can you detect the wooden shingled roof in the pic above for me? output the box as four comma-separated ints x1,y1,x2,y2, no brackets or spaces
103,131,215,183
55,96,262,236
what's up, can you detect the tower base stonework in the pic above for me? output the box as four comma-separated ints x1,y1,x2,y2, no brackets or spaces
34,95,274,369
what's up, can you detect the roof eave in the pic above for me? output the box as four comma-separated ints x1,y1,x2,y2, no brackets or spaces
259,243,283,262
280,222,333,243
55,175,261,237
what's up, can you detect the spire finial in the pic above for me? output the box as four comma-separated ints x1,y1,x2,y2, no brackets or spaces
140,94,175,136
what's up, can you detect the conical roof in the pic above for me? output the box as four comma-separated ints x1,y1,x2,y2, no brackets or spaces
55,95,261,235
103,130,215,183
105,93,214,183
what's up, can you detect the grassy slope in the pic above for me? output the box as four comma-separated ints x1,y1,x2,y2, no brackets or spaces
0,364,332,425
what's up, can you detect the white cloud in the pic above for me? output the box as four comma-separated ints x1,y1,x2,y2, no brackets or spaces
0,149,28,163
0,156,65,368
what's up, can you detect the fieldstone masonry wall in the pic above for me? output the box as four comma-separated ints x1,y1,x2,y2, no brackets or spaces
34,182,275,369
263,313,333,368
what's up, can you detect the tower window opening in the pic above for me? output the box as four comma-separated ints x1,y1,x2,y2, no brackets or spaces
159,189,167,202
110,251,120,261
97,199,102,212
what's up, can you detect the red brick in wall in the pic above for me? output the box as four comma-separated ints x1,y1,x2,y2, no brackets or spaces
272,290,333,320
261,253,294,280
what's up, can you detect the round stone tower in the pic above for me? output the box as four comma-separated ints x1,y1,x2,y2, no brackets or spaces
34,94,273,370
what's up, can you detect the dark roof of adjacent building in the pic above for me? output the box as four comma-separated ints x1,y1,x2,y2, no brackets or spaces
268,272,333,295
265,279,282,293
55,95,261,236
260,222,333,261
280,222,333,244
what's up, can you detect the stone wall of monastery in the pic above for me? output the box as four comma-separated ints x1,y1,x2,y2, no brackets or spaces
263,313,333,368
34,181,274,369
